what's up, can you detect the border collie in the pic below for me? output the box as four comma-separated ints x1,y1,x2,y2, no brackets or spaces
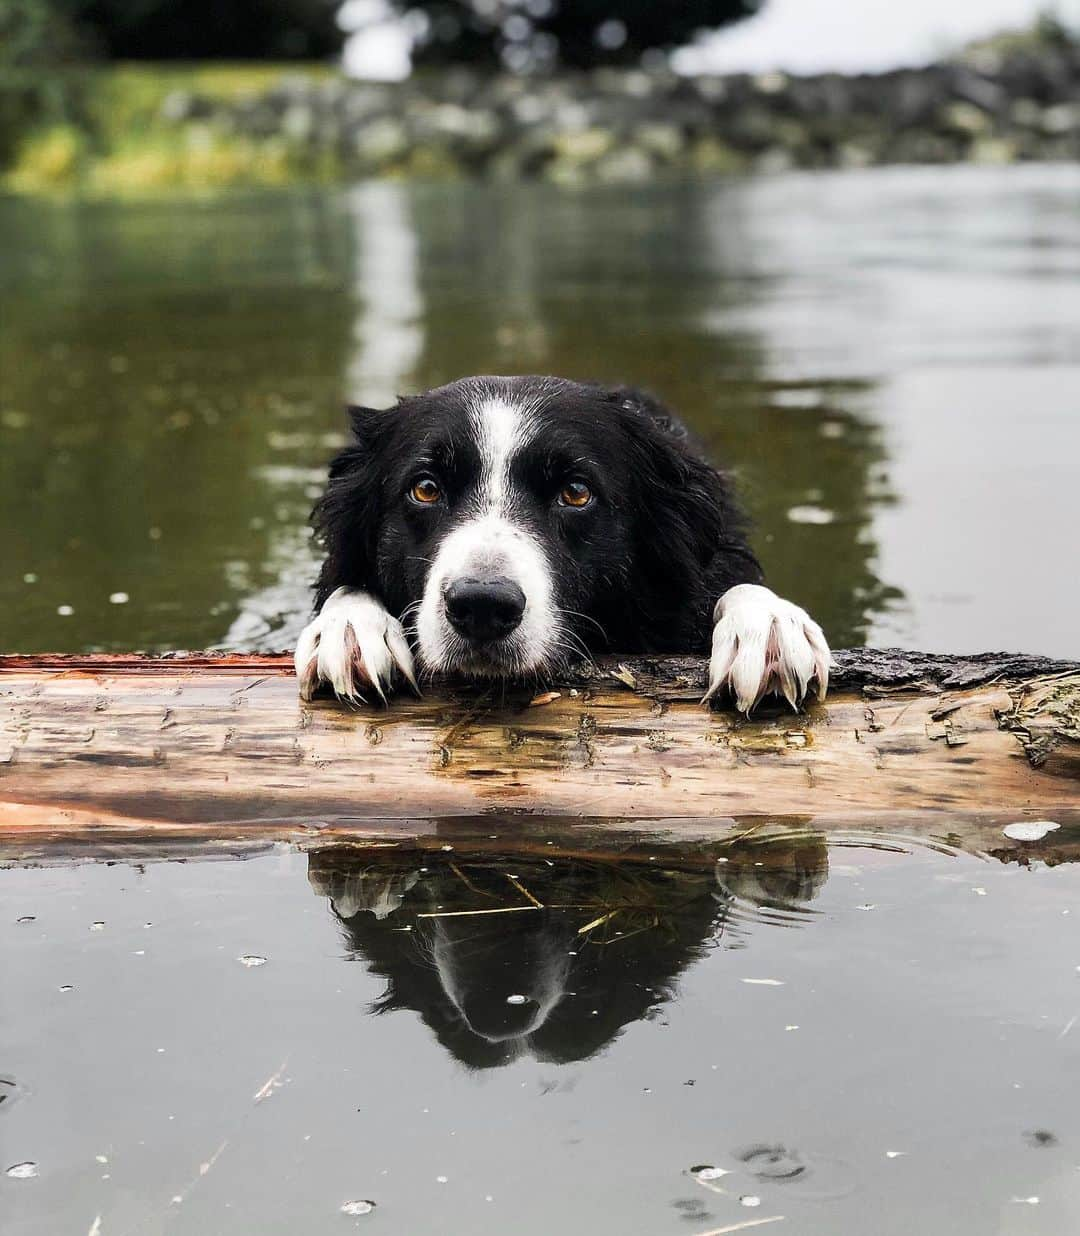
295,375,831,713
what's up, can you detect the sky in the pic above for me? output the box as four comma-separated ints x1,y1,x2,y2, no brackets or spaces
342,0,1080,79
676,0,1080,75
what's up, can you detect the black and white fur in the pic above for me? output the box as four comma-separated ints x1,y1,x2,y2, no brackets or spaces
295,375,831,712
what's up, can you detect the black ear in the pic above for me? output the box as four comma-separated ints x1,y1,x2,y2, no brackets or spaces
311,405,388,609
613,393,761,644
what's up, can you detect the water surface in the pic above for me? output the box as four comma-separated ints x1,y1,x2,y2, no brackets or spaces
5,830,1080,1235
2,163,1078,657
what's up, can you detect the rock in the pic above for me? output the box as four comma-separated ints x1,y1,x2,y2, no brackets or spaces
353,117,410,168
940,100,993,135
633,123,684,161
593,145,654,183
1041,102,1080,134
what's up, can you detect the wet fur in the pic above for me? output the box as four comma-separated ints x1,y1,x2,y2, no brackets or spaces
310,375,763,667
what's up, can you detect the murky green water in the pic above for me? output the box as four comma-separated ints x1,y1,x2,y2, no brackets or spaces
2,164,1078,658
6,830,1080,1235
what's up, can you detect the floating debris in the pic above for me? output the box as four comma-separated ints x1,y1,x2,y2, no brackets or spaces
436,1175,448,1183
693,1166,731,1182
971,888,987,897
884,1151,907,1159
695,1219,786,1235
786,505,835,525
15,916,35,924
6,1162,38,1179
740,1195,762,1207
58,984,74,992
856,904,876,912
528,691,561,707
109,592,130,605
1003,821,1060,842
742,978,785,987
57,605,74,617
506,995,528,1006
340,1199,376,1216
1011,1196,1040,1205
237,955,267,968
90,922,105,932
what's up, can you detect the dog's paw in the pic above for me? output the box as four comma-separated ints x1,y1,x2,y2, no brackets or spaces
294,588,418,705
703,584,832,715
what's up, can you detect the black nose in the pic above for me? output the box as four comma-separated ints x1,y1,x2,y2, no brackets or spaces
444,578,526,642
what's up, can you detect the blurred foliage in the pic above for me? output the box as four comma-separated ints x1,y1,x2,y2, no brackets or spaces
405,0,759,70
1,63,336,190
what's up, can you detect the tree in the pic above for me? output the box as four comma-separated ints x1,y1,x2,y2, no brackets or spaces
4,0,346,62
403,0,760,71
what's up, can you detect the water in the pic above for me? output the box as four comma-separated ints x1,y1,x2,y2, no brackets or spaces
6,830,1080,1235
2,165,1079,1235
2,163,1078,658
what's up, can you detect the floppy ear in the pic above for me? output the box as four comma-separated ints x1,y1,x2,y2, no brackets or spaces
611,391,762,641
311,405,388,609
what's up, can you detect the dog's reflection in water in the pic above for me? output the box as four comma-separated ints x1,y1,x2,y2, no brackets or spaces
308,835,827,1069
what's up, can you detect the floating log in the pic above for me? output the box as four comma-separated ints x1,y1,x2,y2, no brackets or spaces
1,648,1077,863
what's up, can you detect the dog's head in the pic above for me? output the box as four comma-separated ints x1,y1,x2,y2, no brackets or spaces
314,375,746,677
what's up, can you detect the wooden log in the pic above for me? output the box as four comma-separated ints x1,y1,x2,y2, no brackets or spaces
1,648,1077,863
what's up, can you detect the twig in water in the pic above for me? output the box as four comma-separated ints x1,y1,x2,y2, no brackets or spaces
448,862,499,899
506,874,545,908
253,1058,289,1103
693,1217,785,1236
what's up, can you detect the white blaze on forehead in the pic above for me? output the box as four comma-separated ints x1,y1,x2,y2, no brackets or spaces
470,395,536,510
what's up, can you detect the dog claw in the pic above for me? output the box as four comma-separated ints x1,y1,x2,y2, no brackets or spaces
294,588,420,706
703,584,833,716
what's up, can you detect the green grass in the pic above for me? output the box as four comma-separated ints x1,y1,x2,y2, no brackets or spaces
2,62,341,195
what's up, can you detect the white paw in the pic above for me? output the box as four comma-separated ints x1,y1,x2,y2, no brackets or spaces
703,584,832,715
294,588,418,705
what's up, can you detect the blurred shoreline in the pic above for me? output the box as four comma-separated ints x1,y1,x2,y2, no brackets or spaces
3,26,1079,194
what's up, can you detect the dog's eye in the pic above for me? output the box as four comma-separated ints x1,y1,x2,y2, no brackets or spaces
409,476,442,505
558,480,593,508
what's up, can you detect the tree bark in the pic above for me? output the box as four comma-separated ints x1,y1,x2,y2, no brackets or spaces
1,649,1077,861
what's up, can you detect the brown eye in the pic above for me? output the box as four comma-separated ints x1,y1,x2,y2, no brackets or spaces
559,480,593,508
410,476,441,505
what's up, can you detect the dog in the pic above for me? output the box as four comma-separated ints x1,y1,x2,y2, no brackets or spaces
295,375,831,712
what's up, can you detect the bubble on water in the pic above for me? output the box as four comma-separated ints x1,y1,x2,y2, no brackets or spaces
506,994,527,1005
23,573,38,584
340,1199,376,1216
109,592,130,605
740,1195,762,1207
1003,821,1060,842
436,1175,448,1183
57,605,74,617
6,1162,38,1179
237,955,267,967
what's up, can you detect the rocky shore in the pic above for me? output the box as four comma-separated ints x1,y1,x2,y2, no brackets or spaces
159,42,1080,183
